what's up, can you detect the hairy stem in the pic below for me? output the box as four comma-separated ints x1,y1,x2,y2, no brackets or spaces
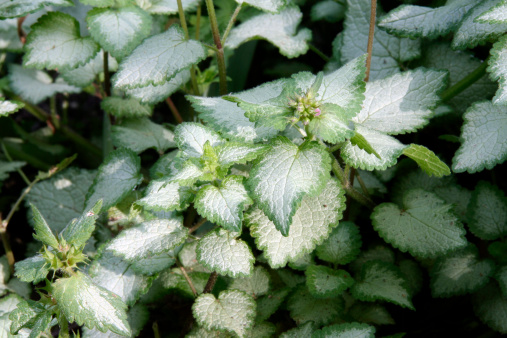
205,0,227,95
364,0,377,82
309,44,330,63
440,60,488,102
176,259,198,297
331,158,374,209
203,271,218,294
103,51,111,97
177,0,190,39
355,170,371,198
195,5,201,40
221,4,242,46
166,97,184,123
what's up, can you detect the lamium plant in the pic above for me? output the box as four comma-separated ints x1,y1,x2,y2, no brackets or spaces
0,0,506,337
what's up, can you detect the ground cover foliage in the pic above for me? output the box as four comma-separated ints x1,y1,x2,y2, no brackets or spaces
0,0,506,336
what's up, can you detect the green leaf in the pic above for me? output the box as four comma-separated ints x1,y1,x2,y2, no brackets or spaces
490,35,507,105
372,189,467,258
87,6,152,60
313,323,376,338
195,176,252,232
196,228,254,278
31,204,59,248
101,97,153,119
59,199,102,248
61,51,118,87
399,259,423,296
51,271,131,336
192,290,256,337
0,294,23,337
287,286,343,326
467,181,507,240
354,69,448,135
350,133,381,159
477,0,507,23
0,99,23,117
162,268,209,297
236,0,285,13
8,64,80,105
351,261,414,310
84,148,142,211
452,101,507,173
340,0,420,80
112,25,206,89
187,79,284,142
430,246,494,298
23,12,99,71
453,0,507,50
349,245,395,273
111,118,176,154
246,178,345,268
311,0,345,23
9,300,52,336
14,255,50,284
315,221,362,266
125,69,190,105
174,122,224,158
136,178,193,212
225,7,311,58
0,161,25,192
229,266,270,298
89,250,153,306
280,321,315,338
130,250,179,276
256,288,290,322
136,0,200,14
349,302,395,325
305,265,354,298
402,144,450,177
215,143,267,169
496,265,507,296
473,282,507,334
341,125,407,171
0,0,73,19
247,137,331,236
106,218,188,261
169,160,204,186
378,0,477,39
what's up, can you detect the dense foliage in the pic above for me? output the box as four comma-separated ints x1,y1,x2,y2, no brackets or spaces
0,0,506,337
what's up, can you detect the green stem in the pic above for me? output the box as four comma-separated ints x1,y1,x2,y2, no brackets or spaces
331,157,374,209
58,317,70,338
327,143,344,153
355,170,371,198
1,140,51,170
1,142,30,185
440,60,488,102
195,5,201,40
0,223,15,274
177,0,190,39
364,0,377,82
153,322,161,338
103,51,111,97
221,4,242,46
50,96,59,129
205,0,227,95
331,157,346,184
189,217,207,234
308,44,330,63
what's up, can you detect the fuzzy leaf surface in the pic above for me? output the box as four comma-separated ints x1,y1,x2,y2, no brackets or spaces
489,36,507,105
0,99,23,117
192,290,256,337
305,265,354,298
402,144,450,177
135,0,199,14
195,176,252,232
61,51,118,88
352,261,414,310
8,300,51,336
315,221,362,265
31,204,59,248
467,181,507,240
452,101,507,173
23,12,99,70
287,286,343,326
107,218,187,261
247,178,345,268
14,255,49,284
125,69,190,105
51,272,130,336
378,0,477,39
313,323,376,338
136,178,193,212
236,0,285,13
477,0,507,23
226,7,311,58
473,282,507,334
84,148,142,211
111,118,176,153
60,200,102,248
87,7,152,60
229,266,270,298
372,189,467,258
247,137,331,236
196,229,254,278
113,26,206,89
174,122,224,158
101,97,153,119
0,0,72,19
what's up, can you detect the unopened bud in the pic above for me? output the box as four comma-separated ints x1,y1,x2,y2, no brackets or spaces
314,108,321,116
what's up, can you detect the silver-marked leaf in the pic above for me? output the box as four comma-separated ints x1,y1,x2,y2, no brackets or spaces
89,250,153,306
195,176,252,232
229,266,270,298
0,99,23,117
51,271,131,336
311,0,345,22
256,288,290,322
87,6,152,60
113,25,206,89
107,218,188,261
430,245,494,298
467,181,507,240
351,261,414,310
287,286,343,326
497,266,507,296
101,97,153,119
60,199,102,248
174,122,224,158
196,228,254,278
226,7,311,58
61,51,118,88
8,64,80,105
236,0,285,13
372,189,467,258
192,290,256,337
353,69,448,135
315,221,362,266
489,36,507,105
452,101,507,173
305,265,354,299
247,137,331,236
126,69,190,105
23,12,99,70
136,178,193,212
130,250,179,276
313,323,375,338
246,178,345,268
14,255,49,284
9,299,52,336
216,143,267,169
473,282,507,334
111,118,176,153
162,268,210,297
85,148,142,211
340,0,420,80
403,144,451,177
31,204,59,248
82,304,150,338
280,321,315,338
477,0,507,23
378,0,477,39
136,0,200,14
453,0,507,50
0,0,72,19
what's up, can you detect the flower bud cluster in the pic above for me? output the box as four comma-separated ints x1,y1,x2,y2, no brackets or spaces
288,91,322,125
